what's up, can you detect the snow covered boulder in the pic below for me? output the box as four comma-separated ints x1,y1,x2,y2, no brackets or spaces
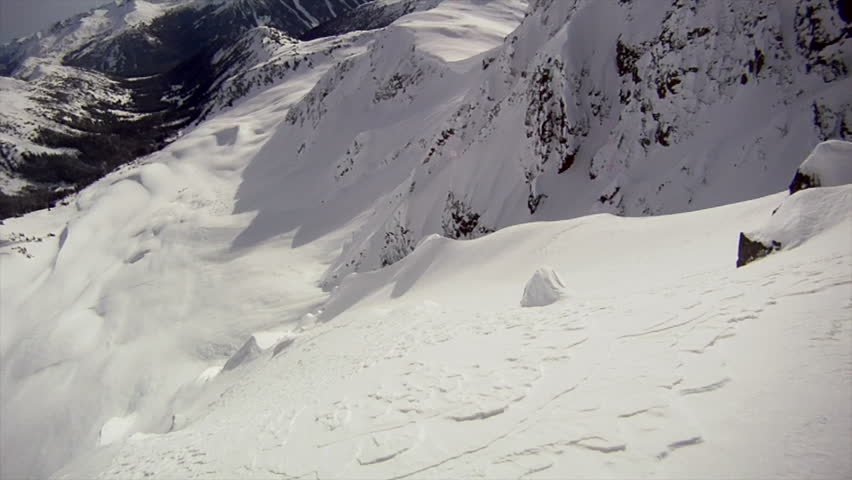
737,184,852,267
788,140,852,194
736,233,780,268
739,141,852,267
521,267,568,307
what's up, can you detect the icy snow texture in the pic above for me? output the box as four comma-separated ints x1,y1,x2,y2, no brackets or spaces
520,266,567,307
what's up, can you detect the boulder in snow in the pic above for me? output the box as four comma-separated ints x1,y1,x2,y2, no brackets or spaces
740,141,852,267
222,336,262,371
521,267,567,307
222,330,295,371
737,181,852,268
736,233,781,268
788,140,852,194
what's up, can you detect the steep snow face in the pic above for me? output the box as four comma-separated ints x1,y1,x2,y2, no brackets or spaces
201,25,375,119
263,0,527,285
276,0,851,284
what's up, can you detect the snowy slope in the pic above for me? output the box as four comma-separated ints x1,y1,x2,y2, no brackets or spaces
0,0,850,479
0,40,351,479
50,167,852,480
0,3,529,477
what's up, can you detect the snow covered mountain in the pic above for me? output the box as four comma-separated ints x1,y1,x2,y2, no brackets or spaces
289,0,852,285
0,0,372,217
0,0,850,479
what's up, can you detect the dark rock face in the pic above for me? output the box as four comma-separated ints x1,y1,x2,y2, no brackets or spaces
736,232,781,267
789,169,820,194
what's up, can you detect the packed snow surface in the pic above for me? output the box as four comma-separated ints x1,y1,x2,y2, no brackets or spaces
0,0,850,479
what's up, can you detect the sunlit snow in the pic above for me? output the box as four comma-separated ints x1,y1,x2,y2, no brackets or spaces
1,0,850,479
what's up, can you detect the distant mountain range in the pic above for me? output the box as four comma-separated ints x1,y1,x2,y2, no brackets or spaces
0,0,411,217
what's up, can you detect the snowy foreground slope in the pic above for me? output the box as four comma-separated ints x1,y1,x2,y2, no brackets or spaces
49,168,852,479
0,0,851,478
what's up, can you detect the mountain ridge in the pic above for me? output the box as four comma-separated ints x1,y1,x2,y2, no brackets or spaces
0,0,375,217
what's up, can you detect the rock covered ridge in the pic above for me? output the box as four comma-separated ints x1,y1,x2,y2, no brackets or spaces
287,0,852,285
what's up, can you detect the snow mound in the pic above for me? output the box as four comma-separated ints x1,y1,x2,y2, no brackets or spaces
789,140,852,194
97,413,138,446
520,266,567,307
737,184,852,267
